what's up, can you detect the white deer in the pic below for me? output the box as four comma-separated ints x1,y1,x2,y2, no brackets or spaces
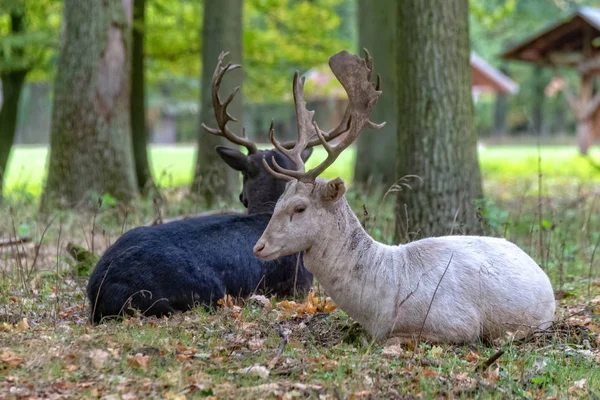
253,50,556,344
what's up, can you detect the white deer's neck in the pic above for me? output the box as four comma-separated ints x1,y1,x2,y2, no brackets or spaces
303,198,407,338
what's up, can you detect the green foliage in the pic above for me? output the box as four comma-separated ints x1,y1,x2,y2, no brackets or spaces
0,0,62,78
244,0,350,102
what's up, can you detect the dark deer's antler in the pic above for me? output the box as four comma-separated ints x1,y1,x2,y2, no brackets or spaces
201,51,258,154
263,49,385,182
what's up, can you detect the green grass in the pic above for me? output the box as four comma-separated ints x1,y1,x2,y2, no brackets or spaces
5,145,599,197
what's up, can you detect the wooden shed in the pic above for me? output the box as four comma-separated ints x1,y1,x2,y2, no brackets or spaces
470,52,518,101
502,6,600,154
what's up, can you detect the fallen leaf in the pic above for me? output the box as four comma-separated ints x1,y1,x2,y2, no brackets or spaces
421,368,439,378
237,364,270,379
464,351,480,363
0,322,12,332
248,295,271,308
89,349,110,370
568,378,587,394
16,318,29,332
127,353,149,371
0,351,25,367
382,344,404,357
429,346,443,359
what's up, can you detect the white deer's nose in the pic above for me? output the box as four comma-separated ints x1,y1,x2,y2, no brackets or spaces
253,240,266,258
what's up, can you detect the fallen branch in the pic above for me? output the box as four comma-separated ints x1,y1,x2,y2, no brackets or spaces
268,324,289,369
0,236,32,248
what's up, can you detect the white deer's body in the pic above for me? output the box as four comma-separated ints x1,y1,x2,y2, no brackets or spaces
256,180,556,343
253,50,555,344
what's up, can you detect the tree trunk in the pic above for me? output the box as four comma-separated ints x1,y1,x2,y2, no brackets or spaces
0,71,27,198
0,12,27,199
395,0,483,241
191,0,242,205
131,0,157,195
354,0,397,187
42,0,137,209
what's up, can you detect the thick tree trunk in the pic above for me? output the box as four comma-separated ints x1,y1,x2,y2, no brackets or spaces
354,0,397,187
0,13,27,199
395,0,483,240
131,0,157,195
42,0,137,209
191,0,242,205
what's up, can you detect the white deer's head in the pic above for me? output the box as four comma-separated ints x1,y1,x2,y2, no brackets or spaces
253,50,385,261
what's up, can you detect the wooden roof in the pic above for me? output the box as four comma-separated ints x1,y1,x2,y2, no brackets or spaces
502,7,600,66
471,52,518,94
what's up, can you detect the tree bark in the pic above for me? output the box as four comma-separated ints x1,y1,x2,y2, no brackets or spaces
131,0,157,195
354,0,397,187
0,12,28,199
395,0,483,241
191,0,243,205
42,0,137,209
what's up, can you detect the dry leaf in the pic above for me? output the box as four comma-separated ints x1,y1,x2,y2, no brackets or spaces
568,378,587,394
421,368,439,378
382,344,404,357
249,295,271,308
0,351,25,367
464,351,480,363
237,364,270,379
89,349,110,369
0,322,12,332
429,346,443,359
16,318,29,332
127,353,149,371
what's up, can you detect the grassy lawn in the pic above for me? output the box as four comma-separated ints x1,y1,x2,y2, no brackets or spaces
4,145,600,197
1,144,600,398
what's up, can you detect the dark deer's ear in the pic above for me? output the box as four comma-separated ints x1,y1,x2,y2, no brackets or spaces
322,177,346,203
215,146,249,172
301,148,313,162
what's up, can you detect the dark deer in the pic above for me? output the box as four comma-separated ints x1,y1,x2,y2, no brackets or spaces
87,52,350,323
254,50,555,344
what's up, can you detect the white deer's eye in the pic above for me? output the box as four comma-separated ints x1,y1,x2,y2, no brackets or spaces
294,206,306,214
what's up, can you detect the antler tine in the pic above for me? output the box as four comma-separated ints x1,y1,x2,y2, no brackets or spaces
200,51,258,154
277,48,375,151
303,50,385,181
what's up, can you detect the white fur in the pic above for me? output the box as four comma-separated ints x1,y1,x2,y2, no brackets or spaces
255,179,556,343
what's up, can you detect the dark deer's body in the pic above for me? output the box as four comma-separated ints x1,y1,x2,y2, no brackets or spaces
87,150,313,323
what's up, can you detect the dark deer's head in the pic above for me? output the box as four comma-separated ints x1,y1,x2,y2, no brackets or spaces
203,52,350,214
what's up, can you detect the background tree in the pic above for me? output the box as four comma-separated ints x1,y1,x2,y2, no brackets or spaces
191,0,243,204
396,0,483,240
131,0,158,195
0,6,26,199
0,0,59,198
42,0,138,208
353,0,397,186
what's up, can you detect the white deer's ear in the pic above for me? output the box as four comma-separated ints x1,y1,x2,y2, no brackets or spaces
322,177,346,203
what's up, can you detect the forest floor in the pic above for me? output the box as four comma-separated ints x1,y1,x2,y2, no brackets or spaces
1,146,600,399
